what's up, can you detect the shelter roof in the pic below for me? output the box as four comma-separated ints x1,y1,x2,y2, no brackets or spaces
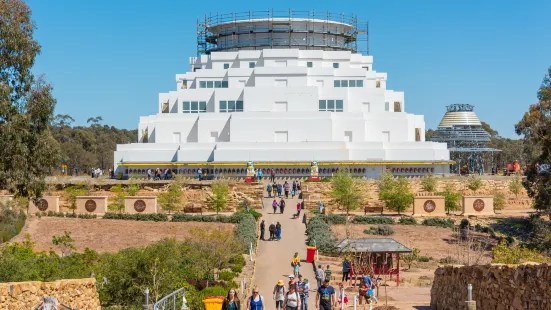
335,238,412,253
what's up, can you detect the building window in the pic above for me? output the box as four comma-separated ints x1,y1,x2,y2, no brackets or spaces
415,128,421,141
214,81,222,88
307,62,313,68
336,100,344,112
357,80,363,87
207,81,213,88
319,100,343,112
223,63,230,69
249,62,255,68
385,102,390,112
334,80,340,88
199,81,206,88
183,101,207,113
236,100,243,112
219,100,243,112
349,80,356,87
333,63,339,68
222,81,229,88
394,101,402,112
341,80,348,87
376,80,381,88
319,100,327,111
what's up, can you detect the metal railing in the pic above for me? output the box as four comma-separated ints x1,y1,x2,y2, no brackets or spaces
153,288,187,310
33,299,75,310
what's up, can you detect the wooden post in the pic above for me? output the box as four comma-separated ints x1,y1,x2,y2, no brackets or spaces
396,253,400,286
466,301,476,310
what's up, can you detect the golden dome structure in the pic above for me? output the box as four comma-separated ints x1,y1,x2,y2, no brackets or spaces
430,104,500,174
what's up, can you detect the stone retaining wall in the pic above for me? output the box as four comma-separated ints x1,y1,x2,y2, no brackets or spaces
0,278,101,309
430,264,551,310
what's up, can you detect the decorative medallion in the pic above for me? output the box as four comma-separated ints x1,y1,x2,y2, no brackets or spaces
134,200,146,212
424,200,436,213
85,199,97,212
473,199,485,212
37,199,48,211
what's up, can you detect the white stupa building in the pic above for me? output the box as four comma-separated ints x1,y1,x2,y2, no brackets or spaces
115,11,450,178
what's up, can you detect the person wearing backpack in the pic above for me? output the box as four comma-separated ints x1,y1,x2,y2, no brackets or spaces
269,223,277,241
273,280,286,310
283,284,301,310
324,265,332,283
315,265,325,289
267,183,273,198
246,287,264,310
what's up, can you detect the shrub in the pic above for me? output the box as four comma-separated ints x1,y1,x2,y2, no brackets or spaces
421,173,437,193
492,241,550,264
417,256,431,262
466,174,483,192
459,219,470,229
439,256,458,264
77,213,97,219
65,212,77,218
398,217,417,225
197,286,228,300
235,209,262,221
353,216,394,225
422,218,455,228
494,192,507,210
102,213,168,222
363,225,394,236
235,214,256,252
228,254,246,274
218,271,237,281
306,216,335,253
325,214,347,225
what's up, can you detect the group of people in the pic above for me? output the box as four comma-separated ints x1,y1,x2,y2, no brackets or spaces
146,168,173,180
266,180,303,199
260,220,282,241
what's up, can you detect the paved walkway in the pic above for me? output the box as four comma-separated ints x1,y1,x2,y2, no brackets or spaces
255,192,318,310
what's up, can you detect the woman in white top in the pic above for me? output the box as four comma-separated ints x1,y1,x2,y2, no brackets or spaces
273,280,286,310
284,284,301,310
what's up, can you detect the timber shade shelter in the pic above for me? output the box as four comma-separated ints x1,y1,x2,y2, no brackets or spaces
335,238,412,253
335,238,411,286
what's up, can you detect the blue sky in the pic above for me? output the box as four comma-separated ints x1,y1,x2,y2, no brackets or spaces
27,0,551,138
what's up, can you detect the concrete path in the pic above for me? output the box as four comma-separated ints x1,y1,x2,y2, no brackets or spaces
255,193,317,310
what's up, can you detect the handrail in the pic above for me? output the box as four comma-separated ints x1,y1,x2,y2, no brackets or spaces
153,288,186,310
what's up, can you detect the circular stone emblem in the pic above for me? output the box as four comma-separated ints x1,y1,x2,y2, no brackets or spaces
85,200,97,212
37,199,48,211
473,199,485,212
134,200,146,213
423,200,436,213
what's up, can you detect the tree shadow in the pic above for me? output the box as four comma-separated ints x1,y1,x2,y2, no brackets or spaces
412,306,432,310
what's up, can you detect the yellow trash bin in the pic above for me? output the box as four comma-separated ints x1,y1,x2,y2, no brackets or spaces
202,296,224,310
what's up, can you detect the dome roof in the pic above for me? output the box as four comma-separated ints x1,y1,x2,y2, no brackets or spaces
437,104,482,128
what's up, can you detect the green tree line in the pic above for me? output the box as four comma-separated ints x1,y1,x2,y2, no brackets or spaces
50,114,137,173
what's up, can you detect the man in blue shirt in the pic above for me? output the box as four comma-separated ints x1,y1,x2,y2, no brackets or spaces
316,280,336,310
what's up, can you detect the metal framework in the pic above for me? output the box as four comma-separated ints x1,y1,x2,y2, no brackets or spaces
153,288,186,310
430,104,501,174
197,10,368,56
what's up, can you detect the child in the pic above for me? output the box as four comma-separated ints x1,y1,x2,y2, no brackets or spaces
337,282,349,306
324,265,332,282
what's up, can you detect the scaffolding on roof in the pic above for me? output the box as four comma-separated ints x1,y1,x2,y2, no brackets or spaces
197,9,369,56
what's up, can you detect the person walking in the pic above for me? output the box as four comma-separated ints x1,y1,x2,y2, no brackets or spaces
271,169,276,182
267,183,273,198
297,180,301,191
291,188,296,199
315,280,336,310
341,258,350,282
246,287,264,310
147,169,151,180
292,180,297,193
269,223,277,241
315,265,325,289
222,288,240,310
273,182,278,197
197,168,202,181
258,169,263,181
299,278,310,310
273,280,286,310
284,284,301,310
279,198,286,214
277,183,283,197
296,202,301,218
276,222,282,241
319,201,325,214
260,220,265,241
324,265,332,283
291,252,301,277
272,200,279,214
284,181,290,198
